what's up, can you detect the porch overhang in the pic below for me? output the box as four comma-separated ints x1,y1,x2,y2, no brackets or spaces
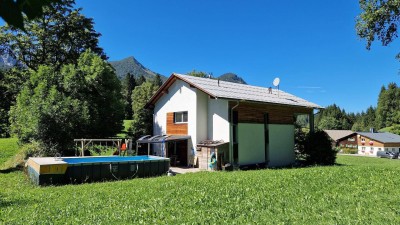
136,135,191,144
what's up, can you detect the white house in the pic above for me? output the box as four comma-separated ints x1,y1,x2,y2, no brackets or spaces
145,73,322,168
357,132,400,156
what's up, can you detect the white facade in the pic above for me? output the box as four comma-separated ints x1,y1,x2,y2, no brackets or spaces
358,145,400,156
207,98,230,142
196,91,208,144
153,80,197,153
153,80,230,160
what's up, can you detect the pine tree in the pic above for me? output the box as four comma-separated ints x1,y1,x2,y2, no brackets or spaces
153,74,163,87
130,82,159,140
123,73,136,120
136,75,146,86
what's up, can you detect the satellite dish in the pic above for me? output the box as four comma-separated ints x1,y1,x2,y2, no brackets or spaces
272,77,280,97
273,77,280,87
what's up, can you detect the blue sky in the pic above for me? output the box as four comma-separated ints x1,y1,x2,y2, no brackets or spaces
3,1,400,113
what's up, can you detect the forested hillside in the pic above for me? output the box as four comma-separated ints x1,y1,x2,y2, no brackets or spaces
316,82,400,135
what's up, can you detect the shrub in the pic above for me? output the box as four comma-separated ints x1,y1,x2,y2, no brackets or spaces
341,148,358,154
2,141,45,169
296,130,338,165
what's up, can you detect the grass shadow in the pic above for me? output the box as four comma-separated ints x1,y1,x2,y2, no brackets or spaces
0,165,23,174
238,160,349,171
0,197,33,208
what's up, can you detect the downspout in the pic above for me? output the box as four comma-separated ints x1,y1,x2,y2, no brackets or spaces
229,101,240,164
310,108,322,133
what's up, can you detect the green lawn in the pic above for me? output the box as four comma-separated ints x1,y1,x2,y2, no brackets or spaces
1,138,400,224
0,138,18,165
116,120,133,138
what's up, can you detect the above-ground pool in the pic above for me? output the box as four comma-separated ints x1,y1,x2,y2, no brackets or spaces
26,155,170,186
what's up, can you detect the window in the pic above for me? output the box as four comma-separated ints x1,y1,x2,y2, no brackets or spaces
174,111,188,123
361,138,365,142
348,138,355,142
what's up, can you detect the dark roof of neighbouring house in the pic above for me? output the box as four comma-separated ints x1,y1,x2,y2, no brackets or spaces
357,132,400,143
146,73,323,109
324,130,356,142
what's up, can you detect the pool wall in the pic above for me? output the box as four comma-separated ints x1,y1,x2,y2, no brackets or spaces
26,156,170,186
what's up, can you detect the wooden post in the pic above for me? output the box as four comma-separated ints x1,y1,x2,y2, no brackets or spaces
81,140,84,156
174,142,177,155
117,140,121,156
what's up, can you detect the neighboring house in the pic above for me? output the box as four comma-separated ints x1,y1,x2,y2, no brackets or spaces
324,130,358,149
357,132,400,156
145,73,322,168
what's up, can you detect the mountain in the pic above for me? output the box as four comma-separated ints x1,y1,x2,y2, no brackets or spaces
109,56,166,80
1,53,247,85
218,73,247,84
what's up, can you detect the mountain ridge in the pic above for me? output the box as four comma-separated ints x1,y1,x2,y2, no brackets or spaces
109,56,166,80
218,72,247,84
1,54,248,85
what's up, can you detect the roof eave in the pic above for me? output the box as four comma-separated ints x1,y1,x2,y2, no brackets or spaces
217,97,323,110
145,73,217,109
145,74,178,109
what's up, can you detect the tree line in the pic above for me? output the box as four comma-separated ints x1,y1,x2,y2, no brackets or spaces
315,82,400,135
0,0,161,156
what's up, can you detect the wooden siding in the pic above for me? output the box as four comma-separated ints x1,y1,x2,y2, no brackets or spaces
166,112,188,135
337,133,358,148
357,135,400,148
229,101,313,124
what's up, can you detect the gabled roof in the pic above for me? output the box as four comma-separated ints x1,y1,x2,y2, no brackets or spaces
146,73,323,109
358,132,400,143
324,130,356,141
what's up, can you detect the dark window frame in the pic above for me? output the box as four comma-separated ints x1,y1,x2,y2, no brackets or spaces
174,111,188,123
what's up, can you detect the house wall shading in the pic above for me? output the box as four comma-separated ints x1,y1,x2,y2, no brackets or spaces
208,99,230,142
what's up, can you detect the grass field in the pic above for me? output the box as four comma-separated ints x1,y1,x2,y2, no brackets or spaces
116,120,133,138
1,138,400,224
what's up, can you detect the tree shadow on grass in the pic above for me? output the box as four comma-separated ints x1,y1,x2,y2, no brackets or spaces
238,160,349,171
0,194,33,208
267,162,349,170
0,165,23,174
